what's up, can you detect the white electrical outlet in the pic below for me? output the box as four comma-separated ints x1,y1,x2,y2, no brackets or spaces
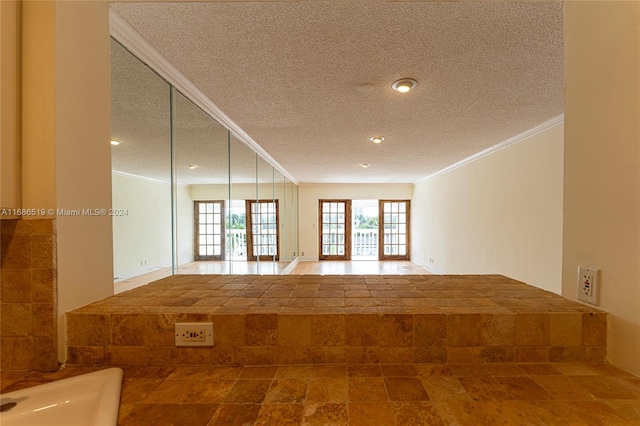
577,267,599,305
175,322,214,346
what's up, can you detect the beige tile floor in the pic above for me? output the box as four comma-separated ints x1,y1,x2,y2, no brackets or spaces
2,362,639,425
290,261,431,275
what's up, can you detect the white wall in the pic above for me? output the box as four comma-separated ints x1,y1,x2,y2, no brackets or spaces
564,1,640,376
298,184,413,260
21,0,56,212
176,183,194,266
412,124,564,293
112,173,194,278
54,1,113,361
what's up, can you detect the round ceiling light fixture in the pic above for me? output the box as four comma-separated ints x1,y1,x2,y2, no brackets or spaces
392,78,418,93
369,136,385,144
359,163,370,168
187,164,198,170
110,139,121,146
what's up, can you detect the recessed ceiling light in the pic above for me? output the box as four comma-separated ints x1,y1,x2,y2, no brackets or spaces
357,83,374,92
110,140,121,146
392,78,418,93
359,163,370,168
187,165,198,170
369,136,385,144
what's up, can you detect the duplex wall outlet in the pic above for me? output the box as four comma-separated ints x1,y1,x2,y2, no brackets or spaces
175,322,214,347
577,267,599,305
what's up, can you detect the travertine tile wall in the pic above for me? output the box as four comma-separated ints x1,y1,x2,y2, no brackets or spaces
66,311,607,367
0,219,58,371
66,275,607,367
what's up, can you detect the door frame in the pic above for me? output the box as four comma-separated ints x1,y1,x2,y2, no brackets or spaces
193,200,226,261
246,199,280,261
318,199,352,260
378,199,411,260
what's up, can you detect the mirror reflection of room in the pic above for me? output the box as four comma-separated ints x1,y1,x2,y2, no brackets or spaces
111,40,298,293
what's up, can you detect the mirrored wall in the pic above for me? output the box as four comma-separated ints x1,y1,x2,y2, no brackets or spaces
110,39,298,290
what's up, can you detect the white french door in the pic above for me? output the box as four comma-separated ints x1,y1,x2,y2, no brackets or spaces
194,200,225,260
319,199,352,260
379,200,410,260
246,200,279,261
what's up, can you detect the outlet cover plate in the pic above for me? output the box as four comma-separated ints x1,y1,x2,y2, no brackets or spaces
577,267,599,305
175,322,214,346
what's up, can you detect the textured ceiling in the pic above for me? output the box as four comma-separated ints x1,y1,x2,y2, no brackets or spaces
112,40,272,185
111,2,564,184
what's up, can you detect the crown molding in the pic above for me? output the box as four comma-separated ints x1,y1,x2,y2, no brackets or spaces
109,8,299,186
414,114,564,185
112,170,170,185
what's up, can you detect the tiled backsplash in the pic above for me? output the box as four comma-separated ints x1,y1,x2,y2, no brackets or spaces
1,219,58,371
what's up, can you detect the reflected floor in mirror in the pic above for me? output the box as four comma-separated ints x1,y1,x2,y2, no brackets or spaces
114,261,290,294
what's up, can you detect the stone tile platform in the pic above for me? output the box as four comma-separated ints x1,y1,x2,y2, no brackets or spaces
66,275,607,367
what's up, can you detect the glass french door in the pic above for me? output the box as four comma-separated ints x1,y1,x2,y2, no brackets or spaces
246,200,279,261
379,200,410,260
194,200,225,260
319,200,352,260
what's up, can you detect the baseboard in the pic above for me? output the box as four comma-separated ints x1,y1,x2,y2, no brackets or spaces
281,257,300,275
